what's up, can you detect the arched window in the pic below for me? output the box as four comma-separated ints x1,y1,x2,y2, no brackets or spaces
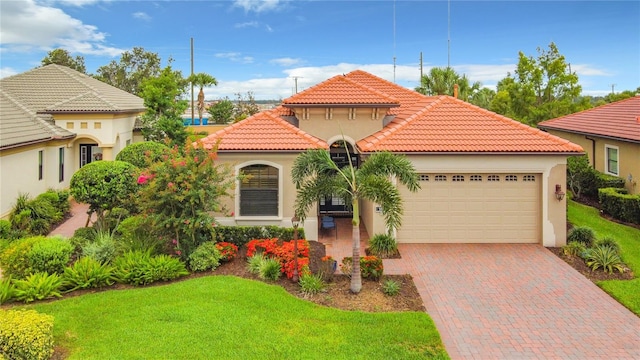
240,164,279,216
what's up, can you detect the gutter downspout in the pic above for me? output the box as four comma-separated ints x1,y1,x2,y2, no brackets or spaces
585,136,596,167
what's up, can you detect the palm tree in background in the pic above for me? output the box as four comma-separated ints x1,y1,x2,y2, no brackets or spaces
187,73,218,124
292,146,420,293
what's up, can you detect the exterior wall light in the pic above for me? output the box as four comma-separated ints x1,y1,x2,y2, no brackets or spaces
555,184,565,201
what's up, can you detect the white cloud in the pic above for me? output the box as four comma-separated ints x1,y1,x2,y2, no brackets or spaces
0,0,124,56
47,0,104,6
265,24,273,32
270,57,303,67
235,21,259,28
0,67,19,79
233,0,286,13
570,64,612,77
215,52,254,64
132,12,151,21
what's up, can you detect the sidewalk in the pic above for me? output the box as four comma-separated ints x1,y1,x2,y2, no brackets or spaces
49,201,94,238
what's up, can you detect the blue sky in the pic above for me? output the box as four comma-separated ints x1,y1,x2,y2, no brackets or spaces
1,0,638,100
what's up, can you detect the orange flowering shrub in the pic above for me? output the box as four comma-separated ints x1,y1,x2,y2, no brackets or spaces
245,238,309,279
215,242,238,262
360,256,383,280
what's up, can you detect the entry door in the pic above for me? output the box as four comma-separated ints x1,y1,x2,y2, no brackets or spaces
79,144,99,167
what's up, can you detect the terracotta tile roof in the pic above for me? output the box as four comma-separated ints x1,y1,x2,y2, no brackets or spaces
200,110,328,151
538,96,640,142
358,96,584,153
283,74,400,107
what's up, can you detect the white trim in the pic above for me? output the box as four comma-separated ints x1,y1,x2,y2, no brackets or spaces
326,135,357,150
235,160,283,220
604,144,619,176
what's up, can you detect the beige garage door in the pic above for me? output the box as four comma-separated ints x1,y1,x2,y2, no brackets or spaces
397,173,540,243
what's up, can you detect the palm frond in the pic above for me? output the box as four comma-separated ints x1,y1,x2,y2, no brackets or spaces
359,152,420,192
358,174,403,231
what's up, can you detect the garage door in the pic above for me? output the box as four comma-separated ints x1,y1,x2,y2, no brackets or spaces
397,173,540,243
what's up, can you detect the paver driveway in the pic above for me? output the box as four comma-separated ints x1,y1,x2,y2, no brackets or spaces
385,244,640,359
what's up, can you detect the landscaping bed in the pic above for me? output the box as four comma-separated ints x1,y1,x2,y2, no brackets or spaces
547,247,634,282
214,240,425,312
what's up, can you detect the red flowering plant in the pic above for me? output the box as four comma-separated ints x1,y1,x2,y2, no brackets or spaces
246,239,279,257
360,256,384,280
215,242,238,262
245,238,310,280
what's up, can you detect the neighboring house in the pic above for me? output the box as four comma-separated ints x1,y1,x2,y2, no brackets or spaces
202,70,583,246
0,64,145,218
538,96,640,195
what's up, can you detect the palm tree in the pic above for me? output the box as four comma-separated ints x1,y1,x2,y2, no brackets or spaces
292,146,420,293
415,67,482,102
187,73,218,124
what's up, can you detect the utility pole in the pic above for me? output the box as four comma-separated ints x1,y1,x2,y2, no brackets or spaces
290,76,303,94
419,52,423,93
611,84,616,94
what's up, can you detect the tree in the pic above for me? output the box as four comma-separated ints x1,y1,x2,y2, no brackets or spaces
70,161,138,230
139,66,189,147
136,143,235,258
94,47,161,95
208,98,235,124
187,72,218,124
415,67,491,108
115,141,170,169
41,49,86,73
233,91,260,122
492,42,589,125
292,147,420,293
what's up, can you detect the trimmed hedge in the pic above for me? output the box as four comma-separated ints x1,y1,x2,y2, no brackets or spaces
0,309,55,360
115,141,170,169
213,226,306,248
585,172,626,198
599,187,640,225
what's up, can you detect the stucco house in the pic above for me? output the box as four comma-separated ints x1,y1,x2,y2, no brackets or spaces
0,64,145,218
201,70,583,246
538,96,640,195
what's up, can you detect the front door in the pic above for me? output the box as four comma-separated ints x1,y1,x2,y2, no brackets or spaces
79,144,100,167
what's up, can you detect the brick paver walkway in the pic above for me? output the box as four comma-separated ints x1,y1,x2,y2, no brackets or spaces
48,201,94,238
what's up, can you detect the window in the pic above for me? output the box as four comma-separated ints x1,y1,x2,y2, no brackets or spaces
452,175,465,182
605,145,619,175
523,175,536,182
58,147,64,182
348,108,357,120
487,175,500,182
434,175,447,182
302,108,310,120
240,164,278,216
419,174,430,182
470,175,482,182
38,150,43,180
505,175,518,182
325,108,333,120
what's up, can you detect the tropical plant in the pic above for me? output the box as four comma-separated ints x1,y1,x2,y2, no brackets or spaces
12,272,63,303
292,148,419,293
595,237,621,254
188,242,222,272
259,257,282,281
382,279,401,296
187,72,218,123
62,257,115,291
567,226,596,247
368,233,398,258
585,245,625,273
115,215,164,254
360,256,384,280
299,273,326,296
9,193,62,235
0,276,15,304
113,250,189,286
562,241,586,257
415,67,486,105
247,253,266,274
82,230,117,264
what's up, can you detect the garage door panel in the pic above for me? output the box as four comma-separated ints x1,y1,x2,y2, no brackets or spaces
398,173,540,244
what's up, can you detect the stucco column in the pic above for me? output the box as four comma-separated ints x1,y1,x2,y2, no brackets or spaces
101,147,113,161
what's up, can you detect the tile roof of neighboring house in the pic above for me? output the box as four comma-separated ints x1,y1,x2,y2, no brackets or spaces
1,64,145,113
283,74,400,107
358,96,584,153
538,96,640,143
1,64,145,149
201,70,583,154
0,91,75,149
200,109,328,151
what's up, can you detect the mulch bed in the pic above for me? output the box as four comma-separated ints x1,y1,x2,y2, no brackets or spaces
546,247,634,282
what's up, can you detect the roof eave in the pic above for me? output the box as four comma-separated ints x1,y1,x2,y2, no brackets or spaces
538,126,640,144
0,133,76,151
282,103,400,109
39,109,147,114
358,150,585,156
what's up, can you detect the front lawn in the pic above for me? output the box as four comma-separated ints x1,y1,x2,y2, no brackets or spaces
568,200,640,315
26,276,448,359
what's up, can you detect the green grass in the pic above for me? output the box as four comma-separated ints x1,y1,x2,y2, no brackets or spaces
22,276,447,359
568,200,640,315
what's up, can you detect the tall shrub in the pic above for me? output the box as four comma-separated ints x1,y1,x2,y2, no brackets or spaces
136,143,234,258
116,141,170,169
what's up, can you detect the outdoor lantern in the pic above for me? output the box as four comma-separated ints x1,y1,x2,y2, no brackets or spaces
555,184,565,201
291,216,300,282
